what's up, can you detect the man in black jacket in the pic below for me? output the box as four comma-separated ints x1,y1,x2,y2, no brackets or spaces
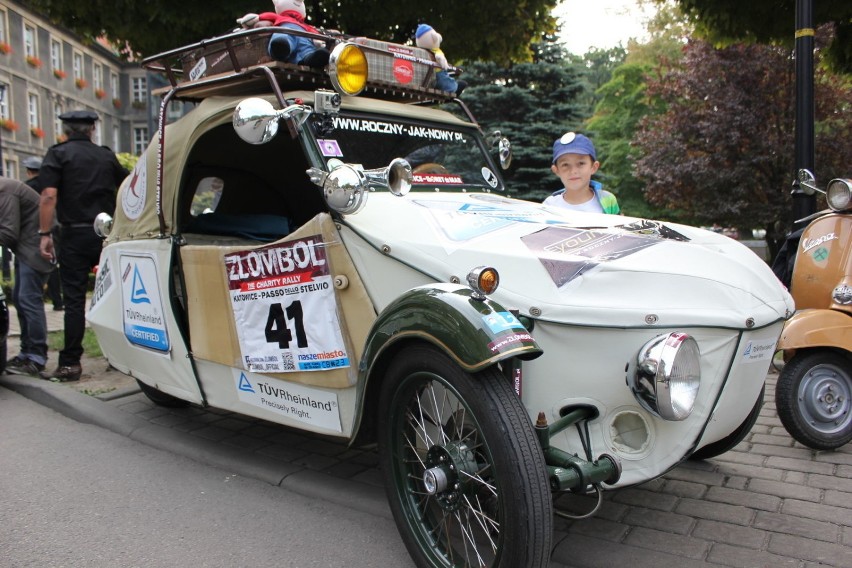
37,110,128,382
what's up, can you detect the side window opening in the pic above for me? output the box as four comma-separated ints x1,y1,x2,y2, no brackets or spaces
178,122,328,242
190,176,224,216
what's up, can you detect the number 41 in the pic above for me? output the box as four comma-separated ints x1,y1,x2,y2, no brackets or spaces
265,300,308,349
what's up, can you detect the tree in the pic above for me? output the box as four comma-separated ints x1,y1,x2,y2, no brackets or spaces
460,40,592,202
21,0,559,64
585,2,691,218
632,35,851,257
663,0,852,73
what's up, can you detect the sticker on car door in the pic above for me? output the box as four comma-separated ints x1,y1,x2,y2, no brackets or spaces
119,254,170,352
225,235,350,373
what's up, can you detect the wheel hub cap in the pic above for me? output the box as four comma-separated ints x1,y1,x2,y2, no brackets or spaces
800,365,852,433
424,444,478,511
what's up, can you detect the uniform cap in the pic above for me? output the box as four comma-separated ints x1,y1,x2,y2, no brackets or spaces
552,132,596,163
415,24,434,39
22,156,42,170
58,109,99,124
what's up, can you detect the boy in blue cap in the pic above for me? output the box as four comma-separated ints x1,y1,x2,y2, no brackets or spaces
543,132,619,214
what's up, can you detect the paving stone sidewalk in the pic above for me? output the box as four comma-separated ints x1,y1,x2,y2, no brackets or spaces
102,369,851,568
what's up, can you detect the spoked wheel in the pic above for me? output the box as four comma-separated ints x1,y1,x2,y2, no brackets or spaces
377,345,552,568
776,350,852,450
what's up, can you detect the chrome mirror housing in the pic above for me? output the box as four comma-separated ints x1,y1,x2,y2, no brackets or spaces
796,168,820,196
93,212,113,237
490,130,512,170
233,97,311,145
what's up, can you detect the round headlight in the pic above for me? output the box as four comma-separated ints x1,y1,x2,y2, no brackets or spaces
322,164,367,214
329,43,368,96
826,178,852,212
630,332,701,421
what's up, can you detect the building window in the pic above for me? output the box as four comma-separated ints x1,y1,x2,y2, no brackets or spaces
112,124,120,152
0,9,9,45
23,23,36,58
110,72,118,96
53,102,62,138
0,82,9,120
50,38,63,72
4,159,16,179
27,92,39,129
72,51,83,81
132,76,147,103
94,117,102,145
93,62,103,91
133,126,148,155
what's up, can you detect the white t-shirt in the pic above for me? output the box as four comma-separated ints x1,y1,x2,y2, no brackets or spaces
543,193,603,213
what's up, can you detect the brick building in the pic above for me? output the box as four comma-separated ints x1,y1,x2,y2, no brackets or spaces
0,0,189,179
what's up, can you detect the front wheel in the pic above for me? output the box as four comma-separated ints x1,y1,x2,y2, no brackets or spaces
136,379,190,408
377,345,552,568
776,350,852,450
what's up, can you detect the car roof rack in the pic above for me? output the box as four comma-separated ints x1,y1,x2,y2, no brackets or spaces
142,27,460,104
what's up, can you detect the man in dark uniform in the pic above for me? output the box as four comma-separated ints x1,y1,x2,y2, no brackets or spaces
23,156,63,311
37,110,128,382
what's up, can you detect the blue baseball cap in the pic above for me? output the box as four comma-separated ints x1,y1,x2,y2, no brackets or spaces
415,24,433,39
552,132,596,163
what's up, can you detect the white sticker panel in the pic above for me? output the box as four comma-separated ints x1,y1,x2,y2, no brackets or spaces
233,369,342,432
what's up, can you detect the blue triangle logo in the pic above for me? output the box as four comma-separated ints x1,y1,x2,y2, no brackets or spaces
130,266,151,304
238,373,255,393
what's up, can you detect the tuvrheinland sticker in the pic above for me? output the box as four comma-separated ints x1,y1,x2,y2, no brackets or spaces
233,369,342,432
740,338,778,364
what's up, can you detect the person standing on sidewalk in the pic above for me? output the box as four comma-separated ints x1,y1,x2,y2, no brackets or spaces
23,157,64,312
37,110,128,382
0,177,54,376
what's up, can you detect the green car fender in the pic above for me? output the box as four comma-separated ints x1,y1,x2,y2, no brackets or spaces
358,283,542,378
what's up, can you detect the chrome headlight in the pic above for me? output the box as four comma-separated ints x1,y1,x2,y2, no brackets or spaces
826,178,852,212
629,332,701,421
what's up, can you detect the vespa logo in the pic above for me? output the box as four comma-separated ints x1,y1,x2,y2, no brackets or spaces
802,232,838,253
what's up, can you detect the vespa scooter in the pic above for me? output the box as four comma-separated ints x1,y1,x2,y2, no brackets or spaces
775,170,852,450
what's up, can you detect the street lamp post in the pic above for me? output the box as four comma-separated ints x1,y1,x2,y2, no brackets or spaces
792,0,816,229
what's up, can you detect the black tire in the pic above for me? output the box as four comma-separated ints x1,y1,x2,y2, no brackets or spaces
776,350,852,450
377,345,552,568
136,379,190,408
690,384,764,460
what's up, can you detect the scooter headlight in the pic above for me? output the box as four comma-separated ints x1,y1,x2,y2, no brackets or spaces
826,178,852,212
629,332,701,421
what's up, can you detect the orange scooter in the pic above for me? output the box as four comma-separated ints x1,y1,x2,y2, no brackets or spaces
775,170,852,450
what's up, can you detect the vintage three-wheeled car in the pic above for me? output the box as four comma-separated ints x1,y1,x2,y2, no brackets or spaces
87,27,794,567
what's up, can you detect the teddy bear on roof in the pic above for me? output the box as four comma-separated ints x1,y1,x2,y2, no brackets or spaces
238,0,330,68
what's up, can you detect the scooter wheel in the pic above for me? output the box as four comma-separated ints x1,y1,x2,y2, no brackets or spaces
775,350,852,450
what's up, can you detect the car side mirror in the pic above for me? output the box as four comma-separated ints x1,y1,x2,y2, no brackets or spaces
490,130,512,170
232,97,311,144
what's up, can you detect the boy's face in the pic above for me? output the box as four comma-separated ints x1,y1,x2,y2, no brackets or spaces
551,153,599,194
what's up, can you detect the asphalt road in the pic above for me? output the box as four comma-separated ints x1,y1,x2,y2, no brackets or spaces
0,387,413,567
